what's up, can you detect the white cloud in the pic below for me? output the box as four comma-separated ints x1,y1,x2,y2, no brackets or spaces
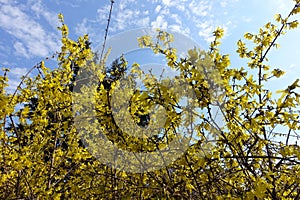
29,0,60,29
160,0,189,10
189,1,211,17
197,21,214,42
146,0,159,3
176,4,185,11
220,0,240,7
6,79,21,94
169,25,190,36
0,0,10,4
151,15,168,29
242,16,252,23
171,14,182,25
169,24,182,32
115,9,135,30
97,5,111,22
79,0,241,49
136,17,150,27
118,0,138,10
0,3,60,58
109,8,143,32
9,67,28,77
159,7,170,16
13,42,29,58
75,18,90,36
220,1,228,7
162,0,172,7
119,1,127,10
155,5,162,13
4,67,28,94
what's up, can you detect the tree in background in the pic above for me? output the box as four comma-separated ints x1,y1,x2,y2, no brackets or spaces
0,0,300,199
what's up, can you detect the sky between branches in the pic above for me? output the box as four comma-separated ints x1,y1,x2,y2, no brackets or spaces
0,0,299,93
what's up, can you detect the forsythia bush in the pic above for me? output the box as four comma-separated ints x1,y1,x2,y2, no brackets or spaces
0,1,300,199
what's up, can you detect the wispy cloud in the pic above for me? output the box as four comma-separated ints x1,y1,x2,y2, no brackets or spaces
189,0,211,17
196,21,215,42
75,18,91,36
151,15,168,29
13,42,30,58
74,0,241,48
220,0,239,8
4,67,29,94
0,1,60,58
9,67,29,77
29,0,60,29
0,0,10,4
155,5,162,13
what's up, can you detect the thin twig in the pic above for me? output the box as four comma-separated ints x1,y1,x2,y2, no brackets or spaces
99,0,115,63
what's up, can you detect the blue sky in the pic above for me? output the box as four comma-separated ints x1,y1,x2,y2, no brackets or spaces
0,0,299,93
